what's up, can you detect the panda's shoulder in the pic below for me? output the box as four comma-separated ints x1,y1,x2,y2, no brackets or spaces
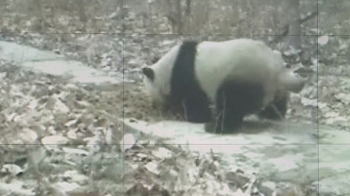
178,40,199,53
182,40,199,45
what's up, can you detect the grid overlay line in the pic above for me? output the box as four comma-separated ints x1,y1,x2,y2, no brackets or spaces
317,0,319,194
1,0,346,194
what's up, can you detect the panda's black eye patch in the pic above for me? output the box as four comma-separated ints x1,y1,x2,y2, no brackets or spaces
142,67,155,81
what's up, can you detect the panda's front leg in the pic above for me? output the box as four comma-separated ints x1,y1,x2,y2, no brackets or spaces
182,98,212,123
258,92,288,120
204,107,224,134
204,91,243,134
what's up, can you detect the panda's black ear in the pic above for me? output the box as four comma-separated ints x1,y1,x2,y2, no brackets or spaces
142,67,155,81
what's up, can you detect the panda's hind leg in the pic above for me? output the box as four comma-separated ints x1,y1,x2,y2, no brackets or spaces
205,79,265,134
258,92,288,120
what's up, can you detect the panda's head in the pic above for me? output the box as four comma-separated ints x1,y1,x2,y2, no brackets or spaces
142,66,170,107
141,45,181,108
273,50,313,93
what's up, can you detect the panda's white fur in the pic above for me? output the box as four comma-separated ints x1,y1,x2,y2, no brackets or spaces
194,40,283,108
142,38,307,133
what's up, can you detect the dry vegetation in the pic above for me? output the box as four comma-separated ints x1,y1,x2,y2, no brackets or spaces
0,0,349,195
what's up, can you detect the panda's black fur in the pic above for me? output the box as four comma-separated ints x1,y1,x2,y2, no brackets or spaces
171,41,212,123
142,39,305,134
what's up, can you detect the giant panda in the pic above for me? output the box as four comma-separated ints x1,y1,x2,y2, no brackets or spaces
141,38,309,133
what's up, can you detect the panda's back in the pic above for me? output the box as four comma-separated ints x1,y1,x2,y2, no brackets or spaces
194,39,281,104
